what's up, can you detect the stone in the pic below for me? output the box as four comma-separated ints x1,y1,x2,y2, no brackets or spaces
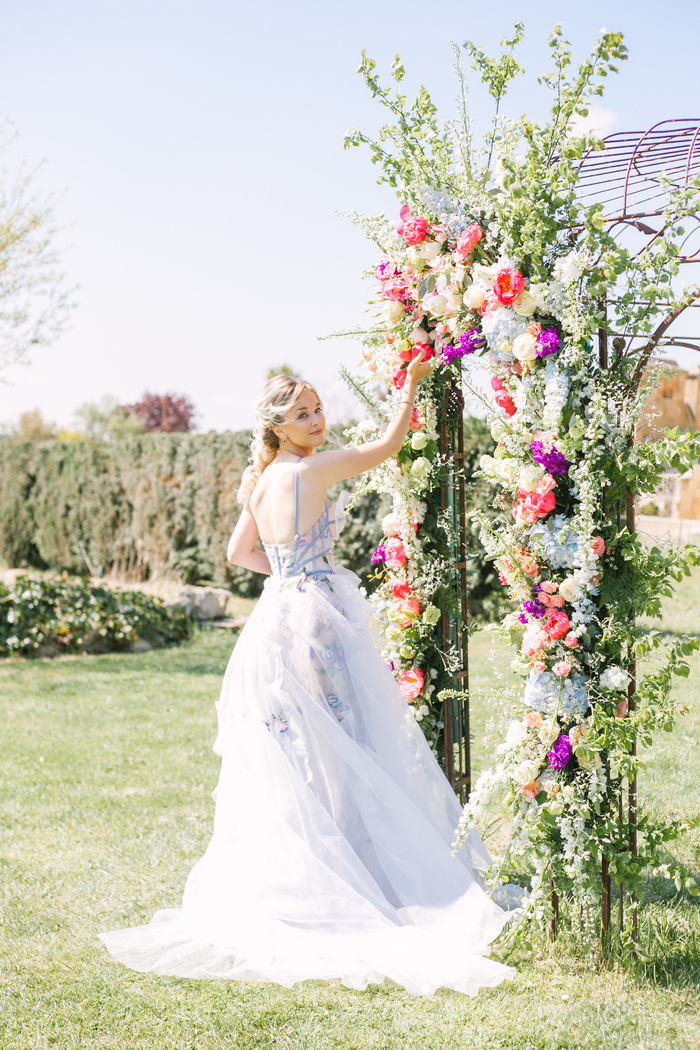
166,585,233,621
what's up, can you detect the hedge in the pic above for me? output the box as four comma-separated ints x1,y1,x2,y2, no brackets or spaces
0,422,506,616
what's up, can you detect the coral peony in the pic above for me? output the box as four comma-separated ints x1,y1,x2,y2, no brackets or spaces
521,780,540,800
388,579,413,599
397,667,425,700
493,267,525,306
396,596,421,626
494,390,517,416
384,537,407,569
491,376,505,391
396,205,428,246
543,610,570,640
409,407,423,431
455,224,483,258
591,536,606,556
391,364,407,390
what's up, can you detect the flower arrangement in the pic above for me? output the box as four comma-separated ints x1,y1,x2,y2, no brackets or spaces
343,26,700,945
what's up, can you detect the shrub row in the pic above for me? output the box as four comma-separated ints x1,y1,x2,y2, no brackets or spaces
0,422,506,616
0,575,191,657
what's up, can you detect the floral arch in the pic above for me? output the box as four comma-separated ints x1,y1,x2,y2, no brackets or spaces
341,27,700,947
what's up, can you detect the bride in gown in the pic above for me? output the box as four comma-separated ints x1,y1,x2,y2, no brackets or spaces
100,354,517,996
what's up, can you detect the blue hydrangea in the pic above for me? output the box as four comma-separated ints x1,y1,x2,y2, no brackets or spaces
524,670,589,720
481,307,528,355
529,514,580,569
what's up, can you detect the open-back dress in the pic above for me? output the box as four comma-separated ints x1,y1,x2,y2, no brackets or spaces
100,461,517,996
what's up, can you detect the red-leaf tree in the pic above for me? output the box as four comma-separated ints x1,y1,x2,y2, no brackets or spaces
125,392,196,433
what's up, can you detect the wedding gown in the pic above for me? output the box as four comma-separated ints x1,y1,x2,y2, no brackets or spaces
100,462,517,996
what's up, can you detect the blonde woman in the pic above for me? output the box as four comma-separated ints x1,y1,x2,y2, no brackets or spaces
101,355,516,996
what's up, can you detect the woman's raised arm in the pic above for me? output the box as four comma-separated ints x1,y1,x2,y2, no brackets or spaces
307,349,436,488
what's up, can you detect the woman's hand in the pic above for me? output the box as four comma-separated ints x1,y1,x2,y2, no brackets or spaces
405,347,438,388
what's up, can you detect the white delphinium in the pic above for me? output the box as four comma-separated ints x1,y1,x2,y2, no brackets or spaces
542,359,570,431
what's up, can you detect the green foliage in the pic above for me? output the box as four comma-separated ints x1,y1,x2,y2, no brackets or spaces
0,573,190,657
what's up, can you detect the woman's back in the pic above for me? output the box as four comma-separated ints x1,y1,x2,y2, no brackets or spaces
249,455,328,546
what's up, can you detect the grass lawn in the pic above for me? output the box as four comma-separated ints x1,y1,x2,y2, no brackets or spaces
1,579,700,1049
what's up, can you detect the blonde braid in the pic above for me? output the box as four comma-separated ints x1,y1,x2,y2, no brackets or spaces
237,374,317,505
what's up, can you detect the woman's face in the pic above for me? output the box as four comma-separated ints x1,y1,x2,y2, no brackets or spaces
278,389,326,452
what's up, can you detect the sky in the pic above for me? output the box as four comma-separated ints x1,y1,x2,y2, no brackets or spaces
0,0,699,432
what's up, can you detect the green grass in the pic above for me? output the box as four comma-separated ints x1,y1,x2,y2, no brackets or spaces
2,576,700,1048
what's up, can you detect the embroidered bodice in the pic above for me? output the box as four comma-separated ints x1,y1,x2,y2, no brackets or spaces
262,459,349,579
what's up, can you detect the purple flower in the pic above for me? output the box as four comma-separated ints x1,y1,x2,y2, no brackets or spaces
532,440,570,476
371,544,386,564
523,599,546,619
536,328,560,357
441,327,485,365
547,733,572,770
519,613,529,624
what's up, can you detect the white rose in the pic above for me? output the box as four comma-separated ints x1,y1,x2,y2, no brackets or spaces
426,294,448,317
411,431,428,451
512,290,537,316
411,456,433,481
420,240,441,261
463,285,486,310
518,463,544,492
599,666,631,691
511,760,540,787
505,720,528,748
490,418,508,441
479,454,495,473
558,576,582,602
410,327,431,343
498,459,520,485
511,332,537,362
383,301,404,323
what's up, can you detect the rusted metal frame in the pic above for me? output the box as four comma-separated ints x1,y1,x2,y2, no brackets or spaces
439,379,471,802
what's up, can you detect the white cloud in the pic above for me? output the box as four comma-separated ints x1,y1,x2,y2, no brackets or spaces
570,106,617,138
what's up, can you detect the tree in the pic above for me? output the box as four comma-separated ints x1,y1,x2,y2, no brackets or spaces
74,396,143,441
0,117,74,369
14,408,55,441
125,392,196,433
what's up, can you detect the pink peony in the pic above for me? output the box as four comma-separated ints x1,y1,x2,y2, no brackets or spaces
396,205,428,246
564,632,579,648
397,667,425,700
494,389,517,416
410,343,435,363
391,364,407,390
615,697,629,719
491,376,505,391
493,268,525,306
409,407,423,431
479,289,501,317
591,536,606,556
543,610,570,640
454,224,483,258
537,474,557,495
521,780,540,800
385,537,407,570
522,623,550,657
396,596,421,626
553,662,571,677
382,278,409,302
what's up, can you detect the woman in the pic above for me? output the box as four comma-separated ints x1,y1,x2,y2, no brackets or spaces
100,354,517,996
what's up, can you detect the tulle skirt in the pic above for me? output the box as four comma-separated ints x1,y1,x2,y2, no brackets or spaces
100,567,517,996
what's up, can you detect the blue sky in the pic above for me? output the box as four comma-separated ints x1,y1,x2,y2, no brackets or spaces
0,0,698,431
